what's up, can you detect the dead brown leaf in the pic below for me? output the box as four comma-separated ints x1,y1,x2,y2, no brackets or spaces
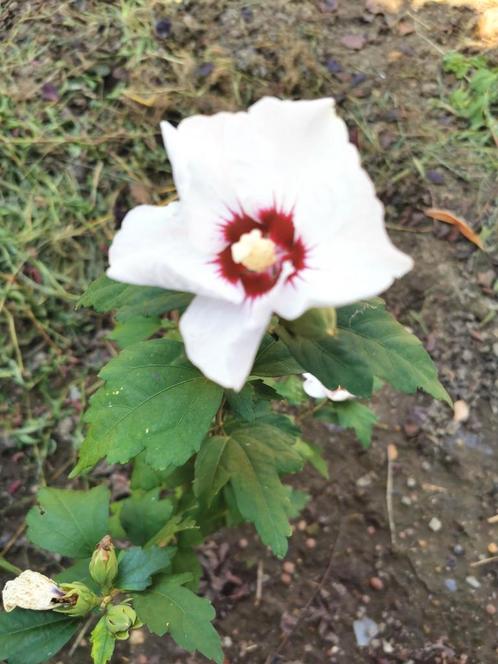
424,208,484,250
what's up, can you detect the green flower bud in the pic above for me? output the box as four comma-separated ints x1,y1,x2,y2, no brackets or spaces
89,535,118,589
105,604,137,637
280,307,337,340
54,582,100,617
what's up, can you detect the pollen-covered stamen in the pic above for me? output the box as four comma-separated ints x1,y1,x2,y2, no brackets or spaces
216,204,308,298
231,229,277,273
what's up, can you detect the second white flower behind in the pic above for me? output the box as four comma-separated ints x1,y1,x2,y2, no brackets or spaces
108,97,413,390
302,373,355,402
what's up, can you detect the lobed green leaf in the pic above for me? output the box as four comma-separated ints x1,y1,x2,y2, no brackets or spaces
90,617,115,664
116,546,173,591
0,609,80,664
72,339,223,475
79,275,191,321
26,486,110,558
134,575,223,663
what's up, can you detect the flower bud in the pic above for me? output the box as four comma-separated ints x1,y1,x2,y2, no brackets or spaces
280,307,337,340
105,604,140,638
89,535,118,589
54,582,100,617
2,570,65,613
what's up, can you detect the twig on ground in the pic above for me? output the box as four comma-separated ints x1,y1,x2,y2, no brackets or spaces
68,615,95,656
255,560,264,607
264,516,347,664
386,443,398,549
470,555,498,568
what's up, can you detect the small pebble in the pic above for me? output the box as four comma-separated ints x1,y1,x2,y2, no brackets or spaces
326,58,343,74
129,629,145,646
367,526,376,536
486,604,496,616
369,576,384,591
488,543,498,554
356,474,372,488
283,561,296,574
155,18,172,38
305,538,317,549
239,538,248,549
241,6,253,22
401,496,412,507
453,544,465,556
429,517,442,532
426,169,445,185
466,576,481,589
281,573,292,585
406,477,417,488
444,578,457,592
453,400,470,423
197,62,214,77
297,520,307,531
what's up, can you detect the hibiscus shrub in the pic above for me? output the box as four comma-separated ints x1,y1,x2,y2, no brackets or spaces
0,98,450,664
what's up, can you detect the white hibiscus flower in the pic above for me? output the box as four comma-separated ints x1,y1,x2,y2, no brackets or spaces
302,373,354,402
2,570,64,613
108,97,412,390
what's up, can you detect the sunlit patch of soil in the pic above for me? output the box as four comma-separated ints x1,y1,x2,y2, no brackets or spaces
373,0,498,45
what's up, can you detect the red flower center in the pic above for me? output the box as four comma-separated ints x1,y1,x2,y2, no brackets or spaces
215,206,307,298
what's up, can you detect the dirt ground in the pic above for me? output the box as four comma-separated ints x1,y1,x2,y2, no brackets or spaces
1,0,498,663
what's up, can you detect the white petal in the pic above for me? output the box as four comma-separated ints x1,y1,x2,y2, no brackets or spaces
179,295,273,391
274,221,412,320
302,373,328,399
161,98,341,251
326,387,355,402
2,571,63,613
161,115,255,252
107,202,242,303
162,98,411,317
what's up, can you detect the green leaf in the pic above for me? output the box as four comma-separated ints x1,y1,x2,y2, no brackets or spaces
316,401,378,448
336,300,451,405
72,339,223,475
194,436,231,507
335,401,378,447
90,617,115,664
222,422,303,557
294,438,329,478
55,558,98,593
252,334,303,376
116,546,173,591
278,326,374,398
130,453,172,491
171,546,202,592
226,384,256,421
134,575,223,663
0,609,80,664
107,315,162,348
26,486,110,558
285,487,310,518
146,514,198,548
263,376,306,405
120,489,173,545
79,275,191,321
108,502,127,540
